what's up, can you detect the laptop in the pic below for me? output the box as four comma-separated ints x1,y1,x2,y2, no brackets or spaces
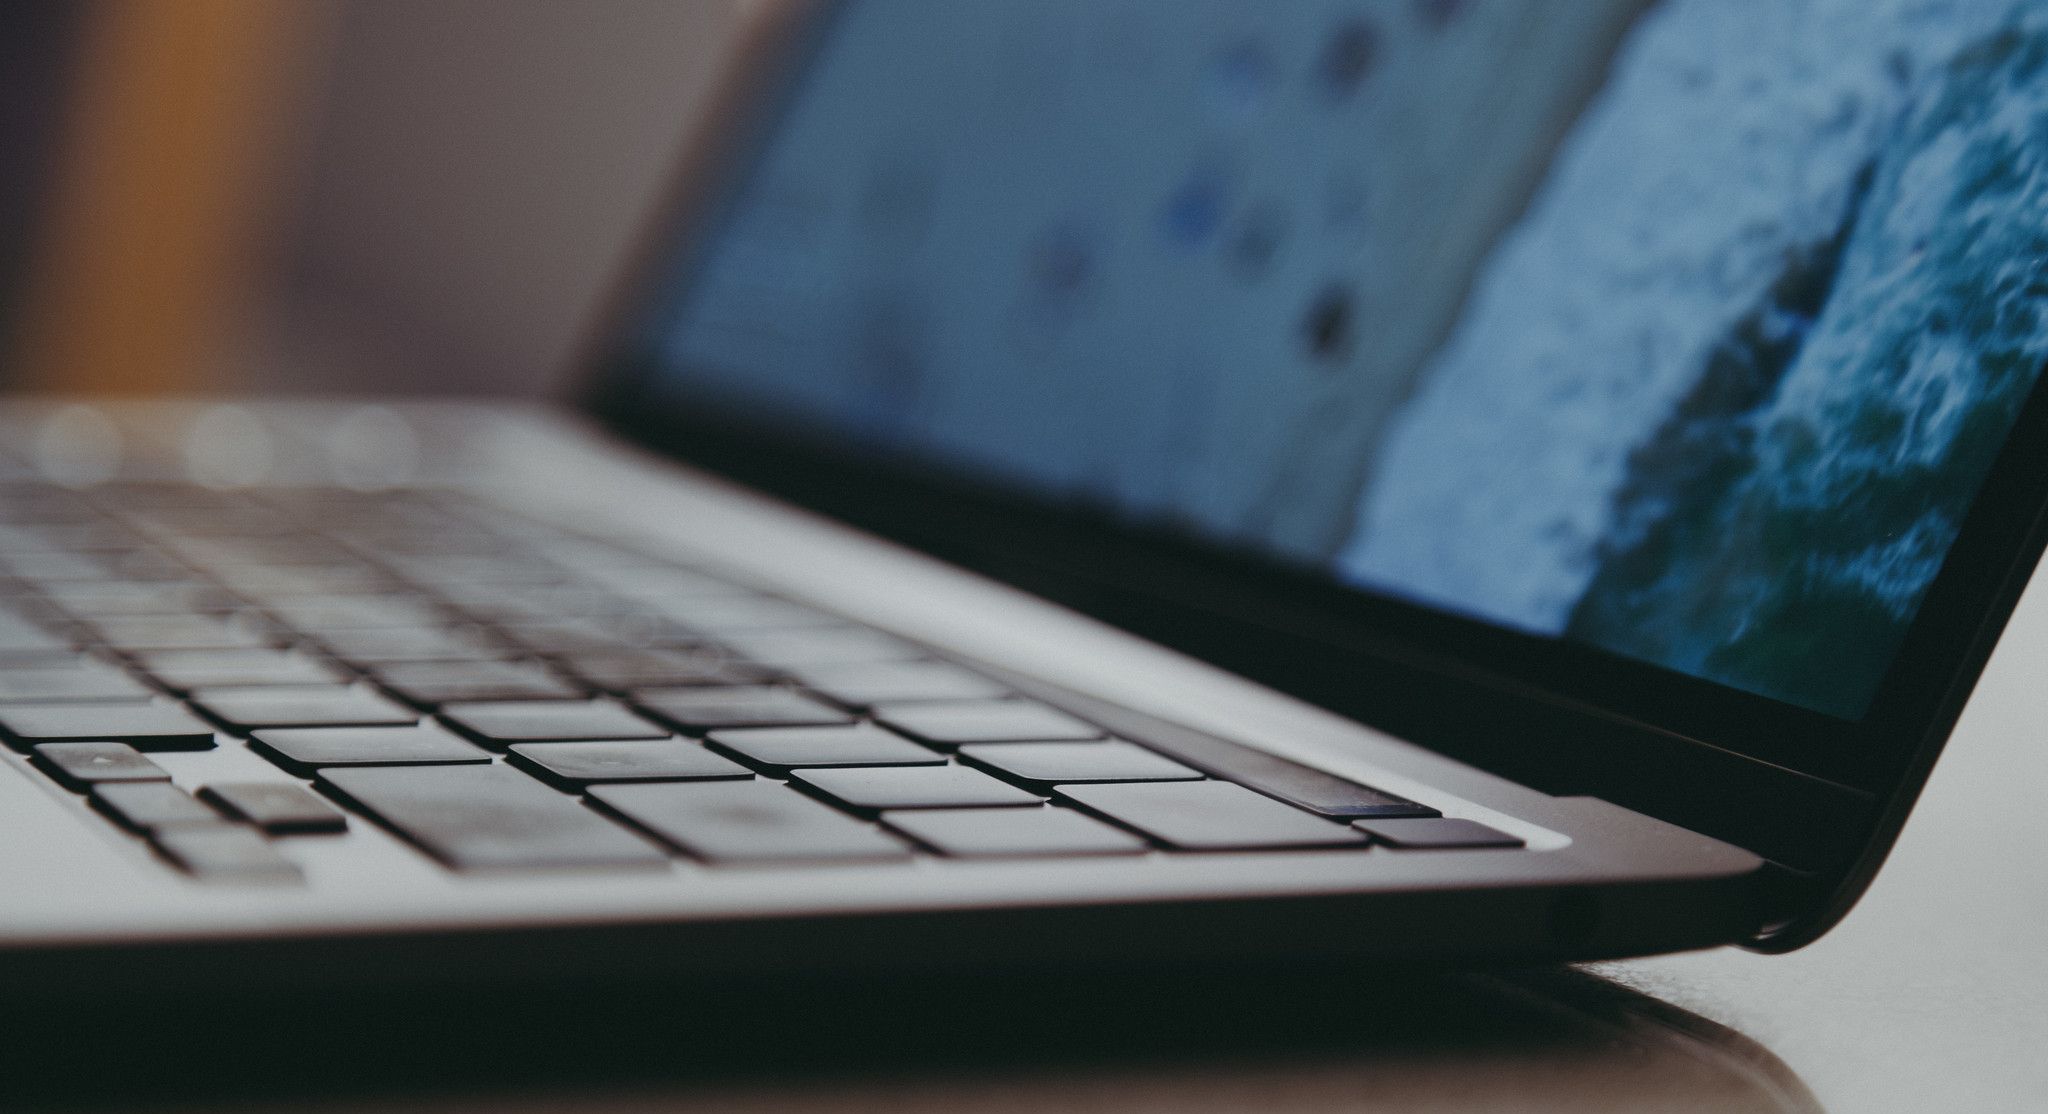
3,0,2045,990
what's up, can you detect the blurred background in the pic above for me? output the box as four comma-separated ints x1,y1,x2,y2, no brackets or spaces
0,0,749,400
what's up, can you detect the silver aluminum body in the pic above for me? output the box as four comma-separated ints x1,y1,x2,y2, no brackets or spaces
0,400,1764,985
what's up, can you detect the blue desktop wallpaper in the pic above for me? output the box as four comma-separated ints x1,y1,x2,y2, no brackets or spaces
645,0,2048,718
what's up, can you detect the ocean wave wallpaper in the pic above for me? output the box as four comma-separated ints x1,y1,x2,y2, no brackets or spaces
653,0,2048,717
1342,0,2048,714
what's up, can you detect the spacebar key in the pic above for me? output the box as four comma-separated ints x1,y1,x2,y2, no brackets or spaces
320,764,669,870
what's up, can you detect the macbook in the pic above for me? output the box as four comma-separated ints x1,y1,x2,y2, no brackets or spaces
4,0,2047,988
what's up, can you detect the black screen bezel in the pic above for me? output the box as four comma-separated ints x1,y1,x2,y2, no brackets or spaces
578,0,2048,931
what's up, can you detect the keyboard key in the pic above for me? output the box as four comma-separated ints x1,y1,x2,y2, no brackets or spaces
395,557,567,592
320,764,668,870
590,780,910,864
191,685,420,729
873,701,1103,748
374,660,584,704
7,550,184,583
0,701,215,751
791,765,1044,812
885,807,1149,858
498,615,701,656
0,611,76,657
1057,782,1368,851
635,686,851,731
228,567,395,597
583,565,744,600
707,723,943,773
507,739,751,788
0,663,154,703
86,614,280,652
265,596,446,632
660,596,838,632
440,699,668,745
959,741,1203,787
792,660,1008,706
198,781,348,833
1353,817,1524,849
0,522,133,553
558,648,776,691
315,625,507,663
1109,720,1438,819
91,782,223,831
39,581,238,616
0,610,75,651
136,648,350,689
32,741,169,789
443,583,626,623
250,723,492,776
717,628,922,667
151,825,301,883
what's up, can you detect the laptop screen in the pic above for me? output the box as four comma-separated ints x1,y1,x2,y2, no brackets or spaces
630,0,2048,720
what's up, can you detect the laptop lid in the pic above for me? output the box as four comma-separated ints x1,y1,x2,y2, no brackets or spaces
583,0,2048,945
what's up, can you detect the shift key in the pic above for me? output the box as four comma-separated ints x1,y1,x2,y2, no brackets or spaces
0,700,216,752
319,764,668,871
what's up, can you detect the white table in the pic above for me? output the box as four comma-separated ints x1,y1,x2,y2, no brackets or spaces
1602,562,2048,1112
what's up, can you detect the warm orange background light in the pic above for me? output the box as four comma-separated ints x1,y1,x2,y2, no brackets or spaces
12,0,320,395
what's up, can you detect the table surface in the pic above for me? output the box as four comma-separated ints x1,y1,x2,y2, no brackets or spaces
1601,563,2048,1113
14,587,2048,1114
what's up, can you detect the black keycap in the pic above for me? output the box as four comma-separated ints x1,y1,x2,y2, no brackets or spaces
1105,718,1438,819
373,660,583,704
792,660,1009,706
589,780,910,864
791,765,1044,812
959,741,1203,787
320,764,668,870
1058,782,1369,851
716,628,922,667
885,807,1149,858
152,825,302,883
506,739,751,789
32,741,169,789
250,723,492,776
1353,817,1524,849
199,781,348,833
92,782,223,831
440,699,668,745
191,684,420,729
873,701,1103,748
559,648,776,691
707,723,943,773
0,701,215,751
635,686,851,731
0,664,154,703
136,648,350,689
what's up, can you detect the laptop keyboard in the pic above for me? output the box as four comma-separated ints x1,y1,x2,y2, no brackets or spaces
0,481,1523,884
